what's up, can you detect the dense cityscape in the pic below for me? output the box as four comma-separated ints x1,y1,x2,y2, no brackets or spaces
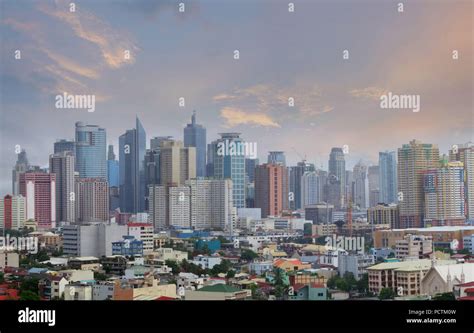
0,111,473,302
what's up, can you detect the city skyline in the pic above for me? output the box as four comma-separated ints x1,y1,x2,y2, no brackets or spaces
1,0,472,194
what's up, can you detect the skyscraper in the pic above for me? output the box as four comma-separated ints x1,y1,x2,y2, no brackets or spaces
353,161,367,209
423,159,465,226
255,163,289,217
301,171,319,208
75,122,107,179
368,165,380,207
75,178,109,223
379,151,398,205
0,195,26,231
19,172,56,229
11,149,29,195
211,133,247,208
107,145,119,188
328,148,346,207
245,158,259,183
267,151,286,166
449,143,474,221
184,111,207,177
49,151,76,223
159,139,196,186
289,161,315,210
119,117,146,213
397,140,439,228
54,139,76,156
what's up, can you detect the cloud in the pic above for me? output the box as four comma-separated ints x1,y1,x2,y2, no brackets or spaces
349,87,388,101
38,0,139,69
220,107,280,128
41,48,99,79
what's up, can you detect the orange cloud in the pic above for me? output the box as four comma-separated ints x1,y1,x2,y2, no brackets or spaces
220,107,280,128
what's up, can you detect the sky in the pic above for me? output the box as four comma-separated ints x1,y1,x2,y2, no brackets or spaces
0,0,473,194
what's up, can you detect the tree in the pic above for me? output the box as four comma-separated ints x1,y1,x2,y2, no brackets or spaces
20,290,40,301
94,272,107,281
327,276,338,289
343,272,357,290
0,273,4,284
20,277,40,294
240,249,258,262
226,270,235,279
356,273,369,293
433,292,455,300
165,260,181,274
379,287,395,300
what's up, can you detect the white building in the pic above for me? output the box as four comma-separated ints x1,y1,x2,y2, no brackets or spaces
64,284,93,300
62,222,127,257
190,255,222,269
301,171,319,208
421,262,474,296
0,251,19,269
463,234,474,254
127,222,154,253
338,253,375,280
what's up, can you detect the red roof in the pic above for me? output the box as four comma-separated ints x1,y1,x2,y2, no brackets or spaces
457,281,474,287
0,287,19,300
464,288,474,293
458,296,474,301
155,296,176,301
293,283,326,291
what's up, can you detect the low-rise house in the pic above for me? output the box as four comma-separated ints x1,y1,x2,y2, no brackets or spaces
0,251,19,269
68,257,100,271
288,271,327,287
190,255,222,269
185,284,251,300
289,283,327,300
249,261,273,275
132,283,177,300
93,280,133,300
454,281,474,300
64,283,93,300
273,258,311,272
100,255,128,276
38,276,68,300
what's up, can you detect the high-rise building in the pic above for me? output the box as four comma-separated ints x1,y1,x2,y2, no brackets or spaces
54,139,75,156
11,149,29,195
107,145,119,188
148,185,190,229
379,151,398,205
0,195,26,231
353,161,367,209
49,151,76,223
367,203,399,228
211,133,247,208
423,159,465,226
324,174,342,209
150,136,173,151
119,117,146,213
255,163,289,217
301,171,320,208
159,139,196,186
305,203,333,224
345,170,354,204
368,165,380,207
184,111,207,177
245,158,259,183
75,178,109,223
449,143,474,221
144,148,160,200
19,172,56,229
397,140,440,228
186,179,234,230
289,161,315,210
75,122,107,179
328,148,346,207
267,151,286,166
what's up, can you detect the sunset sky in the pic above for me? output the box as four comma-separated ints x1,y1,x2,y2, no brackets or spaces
1,0,472,194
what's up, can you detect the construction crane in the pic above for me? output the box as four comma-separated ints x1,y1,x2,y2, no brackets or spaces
291,147,306,163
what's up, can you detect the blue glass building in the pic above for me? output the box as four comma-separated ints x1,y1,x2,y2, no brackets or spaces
184,111,207,177
379,151,398,204
54,139,76,156
107,145,119,188
211,133,246,208
75,122,107,179
119,117,146,213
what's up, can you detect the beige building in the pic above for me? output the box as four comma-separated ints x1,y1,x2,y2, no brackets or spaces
75,178,109,222
0,251,19,269
367,203,399,228
159,140,196,186
395,234,433,260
